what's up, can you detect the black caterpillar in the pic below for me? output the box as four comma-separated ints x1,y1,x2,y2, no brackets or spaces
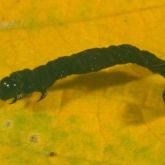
0,44,165,103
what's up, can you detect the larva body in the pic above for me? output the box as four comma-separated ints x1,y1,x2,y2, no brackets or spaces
0,44,165,103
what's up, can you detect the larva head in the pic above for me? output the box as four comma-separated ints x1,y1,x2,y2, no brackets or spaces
0,77,21,100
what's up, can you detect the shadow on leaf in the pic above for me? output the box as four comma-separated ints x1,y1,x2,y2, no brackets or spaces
51,70,140,92
49,70,140,108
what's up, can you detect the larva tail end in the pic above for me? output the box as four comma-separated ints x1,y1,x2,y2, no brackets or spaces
162,89,165,104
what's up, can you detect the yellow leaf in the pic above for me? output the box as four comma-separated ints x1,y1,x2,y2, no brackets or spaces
0,0,165,164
